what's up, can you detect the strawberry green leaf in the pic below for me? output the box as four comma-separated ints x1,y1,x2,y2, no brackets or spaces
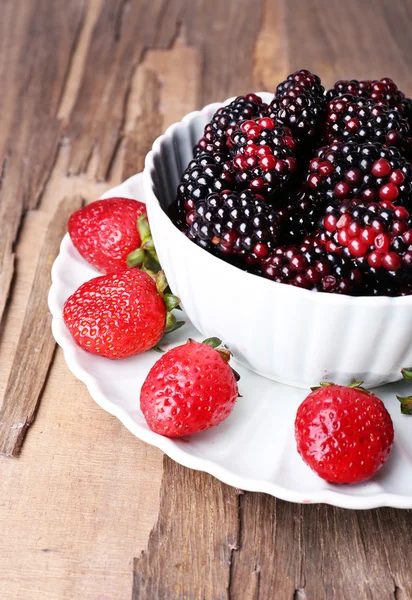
401,367,412,383
155,271,169,295
216,348,231,363
202,337,222,349
310,382,334,391
153,344,165,353
126,247,145,267
397,395,412,415
348,380,364,388
164,312,185,334
163,293,181,312
137,213,151,241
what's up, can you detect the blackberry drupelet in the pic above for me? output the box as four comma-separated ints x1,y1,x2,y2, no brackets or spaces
307,141,412,208
260,237,363,294
195,94,268,156
326,97,410,150
176,152,235,220
269,87,326,149
276,69,325,99
326,78,405,107
186,190,286,268
230,117,298,201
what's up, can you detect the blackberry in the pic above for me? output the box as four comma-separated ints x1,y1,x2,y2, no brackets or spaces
176,152,235,219
307,141,412,209
276,69,325,99
326,77,405,107
326,97,410,150
269,87,326,148
273,190,327,244
230,117,298,201
195,94,268,156
186,190,280,268
260,237,363,295
318,199,412,290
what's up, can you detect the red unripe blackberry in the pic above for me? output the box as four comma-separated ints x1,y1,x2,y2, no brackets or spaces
307,141,412,209
195,94,268,155
230,119,298,201
318,199,412,291
260,237,363,295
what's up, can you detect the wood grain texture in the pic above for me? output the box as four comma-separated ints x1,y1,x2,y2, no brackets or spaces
283,0,412,93
133,456,240,600
122,69,163,180
0,350,163,600
135,459,412,600
0,196,82,457
0,0,85,327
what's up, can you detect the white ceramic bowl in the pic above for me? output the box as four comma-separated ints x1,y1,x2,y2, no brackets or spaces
143,92,412,388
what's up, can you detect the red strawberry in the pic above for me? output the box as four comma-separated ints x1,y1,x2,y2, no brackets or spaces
63,269,183,359
140,338,239,438
295,382,394,484
68,197,147,274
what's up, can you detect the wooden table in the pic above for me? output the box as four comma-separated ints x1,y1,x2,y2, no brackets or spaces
1,1,412,598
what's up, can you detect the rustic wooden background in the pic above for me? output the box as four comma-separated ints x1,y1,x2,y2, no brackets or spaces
1,0,412,598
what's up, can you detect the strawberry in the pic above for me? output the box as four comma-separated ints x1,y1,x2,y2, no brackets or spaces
295,382,394,484
140,338,239,438
63,269,183,359
68,197,147,274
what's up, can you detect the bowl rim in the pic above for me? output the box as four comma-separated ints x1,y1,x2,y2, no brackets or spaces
143,92,412,307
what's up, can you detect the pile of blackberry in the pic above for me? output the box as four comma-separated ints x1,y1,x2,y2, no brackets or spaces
169,70,412,296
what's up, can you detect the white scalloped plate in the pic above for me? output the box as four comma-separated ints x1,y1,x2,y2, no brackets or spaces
48,173,412,509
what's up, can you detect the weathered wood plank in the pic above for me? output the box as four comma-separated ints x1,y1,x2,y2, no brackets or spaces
0,196,83,457
253,0,288,92
283,0,412,93
133,456,240,600
135,459,412,600
122,69,163,181
0,0,86,328
185,0,264,105
66,0,178,180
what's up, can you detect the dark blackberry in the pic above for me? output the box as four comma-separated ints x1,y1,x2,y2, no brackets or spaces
273,190,327,244
230,117,298,201
176,152,235,219
195,94,268,156
307,141,412,209
260,237,363,295
326,77,405,107
276,69,325,99
186,190,281,268
269,87,326,148
326,97,410,150
318,199,412,289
